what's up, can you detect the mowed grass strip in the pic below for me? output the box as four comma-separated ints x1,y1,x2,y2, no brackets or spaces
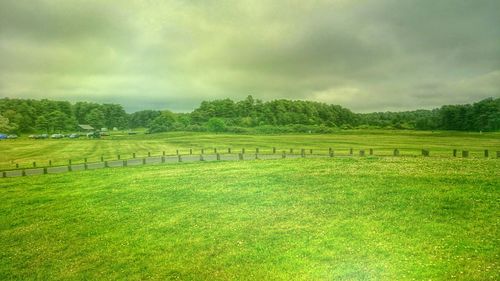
1,130,499,169
1,157,498,280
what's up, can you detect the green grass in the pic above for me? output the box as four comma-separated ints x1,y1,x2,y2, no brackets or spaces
1,130,499,169
1,157,498,280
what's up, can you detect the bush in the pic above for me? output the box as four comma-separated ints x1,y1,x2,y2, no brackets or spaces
225,126,251,133
186,124,207,132
254,125,293,134
206,118,226,133
147,113,176,133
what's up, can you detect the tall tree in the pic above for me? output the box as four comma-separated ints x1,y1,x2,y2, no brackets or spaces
35,115,50,133
129,110,161,128
0,114,17,133
102,104,128,129
148,110,176,133
47,110,69,132
86,108,105,129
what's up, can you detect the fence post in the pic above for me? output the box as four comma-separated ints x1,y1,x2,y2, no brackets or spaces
282,151,286,158
15,163,19,169
228,148,231,154
360,150,365,157
68,164,72,172
2,171,6,178
69,159,72,166
22,169,26,176
238,153,243,160
201,149,204,155
214,148,217,153
123,160,127,167
393,149,399,156
133,153,136,158
484,150,489,158
148,152,151,157
104,161,109,168
200,155,204,161
178,155,182,162
329,148,332,154
422,149,430,157
310,149,313,154
290,148,293,154
369,149,373,156
273,147,276,154
142,158,146,165
216,153,220,161
49,160,52,166
301,148,305,157
161,156,165,163
255,153,259,160
43,168,47,175
101,156,104,162
33,162,36,168
84,163,88,170
242,148,245,154
118,154,121,160
176,150,179,155
256,148,259,154
190,149,192,155
453,149,457,157
497,151,500,158
330,150,334,157
350,148,353,155
462,150,469,158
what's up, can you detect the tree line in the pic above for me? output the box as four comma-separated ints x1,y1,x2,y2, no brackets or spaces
0,96,498,134
0,99,128,133
358,97,499,131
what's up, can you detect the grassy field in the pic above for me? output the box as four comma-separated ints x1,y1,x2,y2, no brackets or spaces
1,130,499,170
0,157,498,280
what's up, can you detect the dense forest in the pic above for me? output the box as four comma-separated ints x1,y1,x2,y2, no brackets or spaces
0,96,499,134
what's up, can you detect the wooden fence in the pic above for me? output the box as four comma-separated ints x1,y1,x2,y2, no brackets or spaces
1,148,499,178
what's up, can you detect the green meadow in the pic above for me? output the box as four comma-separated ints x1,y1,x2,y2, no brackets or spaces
1,157,499,280
1,130,499,170
1,131,499,280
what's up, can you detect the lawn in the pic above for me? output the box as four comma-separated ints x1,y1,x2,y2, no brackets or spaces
1,157,498,280
1,130,499,170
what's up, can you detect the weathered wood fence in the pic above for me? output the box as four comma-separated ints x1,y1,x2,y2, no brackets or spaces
1,148,499,178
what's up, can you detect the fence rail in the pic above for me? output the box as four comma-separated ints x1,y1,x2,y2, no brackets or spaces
1,148,499,178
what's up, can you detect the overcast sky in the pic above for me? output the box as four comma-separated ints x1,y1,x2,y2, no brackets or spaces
1,0,499,113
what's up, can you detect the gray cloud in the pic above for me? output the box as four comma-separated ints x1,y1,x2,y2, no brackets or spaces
0,0,499,112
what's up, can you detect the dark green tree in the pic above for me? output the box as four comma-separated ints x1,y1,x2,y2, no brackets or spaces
148,111,176,133
35,115,50,133
206,117,226,133
102,104,128,129
129,110,161,128
0,114,17,133
86,108,105,129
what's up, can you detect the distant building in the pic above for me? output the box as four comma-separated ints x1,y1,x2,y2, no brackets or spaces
78,124,94,131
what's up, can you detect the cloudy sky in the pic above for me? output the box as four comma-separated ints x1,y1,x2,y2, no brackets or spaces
1,0,499,112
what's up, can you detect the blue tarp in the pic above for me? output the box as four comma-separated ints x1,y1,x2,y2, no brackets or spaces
0,134,7,139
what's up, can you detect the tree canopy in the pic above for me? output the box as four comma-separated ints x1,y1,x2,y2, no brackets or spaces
0,96,498,134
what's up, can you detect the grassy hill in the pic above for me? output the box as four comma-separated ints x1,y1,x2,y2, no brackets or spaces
1,157,498,280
